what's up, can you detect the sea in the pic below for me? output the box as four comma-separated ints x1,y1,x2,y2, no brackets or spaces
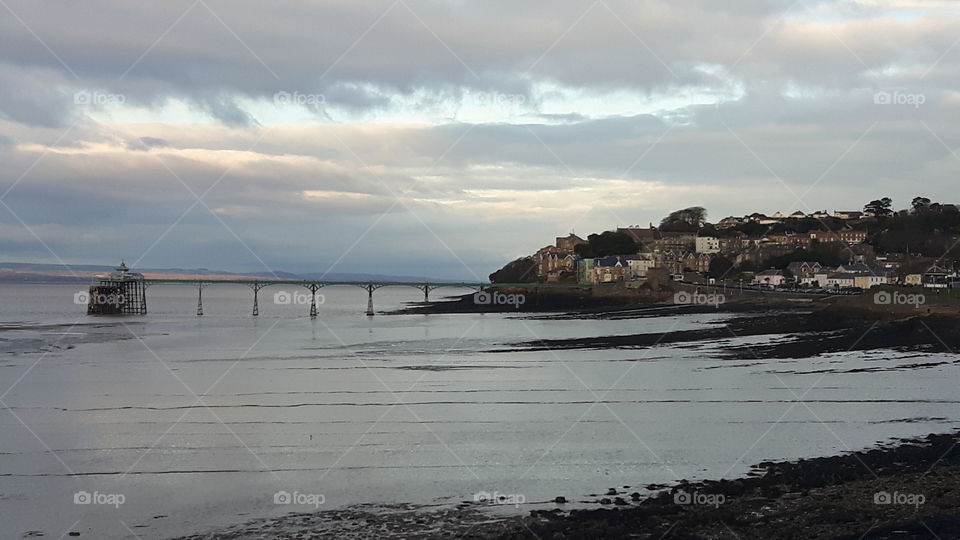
1,283,957,539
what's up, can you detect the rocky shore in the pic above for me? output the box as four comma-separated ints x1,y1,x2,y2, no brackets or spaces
485,430,960,540
502,309,960,360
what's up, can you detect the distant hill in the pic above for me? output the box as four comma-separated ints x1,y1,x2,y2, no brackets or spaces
0,262,453,284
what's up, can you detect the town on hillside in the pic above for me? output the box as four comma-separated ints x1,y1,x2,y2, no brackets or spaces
491,197,960,293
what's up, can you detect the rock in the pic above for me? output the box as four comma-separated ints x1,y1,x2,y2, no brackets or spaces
554,496,567,504
630,492,642,501
614,497,629,506
599,498,612,505
606,488,618,496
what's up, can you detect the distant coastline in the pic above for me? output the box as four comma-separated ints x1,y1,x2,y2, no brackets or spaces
0,262,450,285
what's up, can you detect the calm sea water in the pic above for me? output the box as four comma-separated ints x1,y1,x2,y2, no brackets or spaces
1,283,958,539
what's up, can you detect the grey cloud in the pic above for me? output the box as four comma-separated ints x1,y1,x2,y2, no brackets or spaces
3,0,958,127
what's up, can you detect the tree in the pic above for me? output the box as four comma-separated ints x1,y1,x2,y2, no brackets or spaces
660,207,707,232
489,258,538,283
698,223,719,237
912,197,931,212
707,255,734,279
574,231,639,258
864,197,893,218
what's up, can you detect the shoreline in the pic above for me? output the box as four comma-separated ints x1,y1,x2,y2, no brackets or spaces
170,301,960,539
173,430,960,539
488,429,960,540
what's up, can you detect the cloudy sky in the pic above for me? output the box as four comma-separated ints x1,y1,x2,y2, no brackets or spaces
1,0,958,279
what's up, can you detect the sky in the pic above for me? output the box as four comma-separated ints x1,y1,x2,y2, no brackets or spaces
1,0,959,280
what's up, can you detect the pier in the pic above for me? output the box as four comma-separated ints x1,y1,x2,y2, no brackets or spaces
86,263,590,317
86,263,148,315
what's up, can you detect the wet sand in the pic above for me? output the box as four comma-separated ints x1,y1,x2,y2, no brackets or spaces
170,304,960,540
172,431,960,539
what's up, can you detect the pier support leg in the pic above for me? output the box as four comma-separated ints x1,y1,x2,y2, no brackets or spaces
303,283,324,319
366,285,375,316
196,284,203,316
251,283,263,317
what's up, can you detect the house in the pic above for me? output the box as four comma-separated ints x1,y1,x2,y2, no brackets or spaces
789,211,806,219
837,263,874,274
695,236,720,254
577,258,595,284
747,213,780,225
787,261,822,282
536,252,577,279
656,251,686,275
656,232,697,253
555,233,586,252
771,211,786,219
904,274,923,286
716,216,744,229
811,210,831,219
769,233,812,249
591,256,629,283
808,230,868,244
681,252,713,273
719,236,750,254
834,211,864,220
839,230,868,243
754,269,788,287
825,272,857,289
812,267,838,287
853,274,887,289
624,254,657,278
923,265,951,289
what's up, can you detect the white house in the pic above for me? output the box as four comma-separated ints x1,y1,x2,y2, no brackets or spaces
695,236,720,254
853,274,887,289
826,272,857,288
754,269,788,287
